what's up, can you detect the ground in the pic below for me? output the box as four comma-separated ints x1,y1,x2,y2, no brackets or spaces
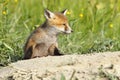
0,51,120,80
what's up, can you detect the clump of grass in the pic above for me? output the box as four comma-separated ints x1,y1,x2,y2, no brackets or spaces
52,73,66,80
98,65,119,80
0,0,120,66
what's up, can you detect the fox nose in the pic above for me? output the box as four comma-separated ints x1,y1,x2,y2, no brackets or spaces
65,30,73,34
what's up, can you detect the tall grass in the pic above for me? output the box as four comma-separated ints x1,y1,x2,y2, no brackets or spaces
0,0,120,66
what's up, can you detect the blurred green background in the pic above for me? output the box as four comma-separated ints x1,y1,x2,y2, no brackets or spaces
0,0,120,66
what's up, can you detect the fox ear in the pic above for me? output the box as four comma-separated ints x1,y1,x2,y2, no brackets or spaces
44,9,55,19
61,9,67,15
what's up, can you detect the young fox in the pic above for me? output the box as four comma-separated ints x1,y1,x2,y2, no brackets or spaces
23,9,73,59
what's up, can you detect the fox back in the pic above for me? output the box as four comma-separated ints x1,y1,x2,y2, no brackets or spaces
23,9,73,59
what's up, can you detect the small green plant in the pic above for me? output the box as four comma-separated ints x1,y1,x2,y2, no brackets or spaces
98,65,119,80
60,73,66,80
52,73,66,80
52,70,77,80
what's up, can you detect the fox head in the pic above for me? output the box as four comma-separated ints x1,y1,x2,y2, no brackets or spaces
44,9,73,34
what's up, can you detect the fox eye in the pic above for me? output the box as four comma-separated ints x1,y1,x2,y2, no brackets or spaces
63,24,66,26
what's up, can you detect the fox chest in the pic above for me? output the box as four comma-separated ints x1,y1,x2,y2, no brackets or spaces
32,35,58,57
44,35,57,45
35,34,57,47
33,35,57,55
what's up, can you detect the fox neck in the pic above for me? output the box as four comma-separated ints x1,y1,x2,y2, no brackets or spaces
41,21,60,36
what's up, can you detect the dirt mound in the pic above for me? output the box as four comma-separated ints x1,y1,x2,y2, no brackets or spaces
0,52,120,80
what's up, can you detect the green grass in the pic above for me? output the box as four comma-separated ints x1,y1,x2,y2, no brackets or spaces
98,65,119,80
0,0,120,66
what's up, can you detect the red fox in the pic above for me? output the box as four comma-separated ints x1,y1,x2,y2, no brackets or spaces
23,9,73,59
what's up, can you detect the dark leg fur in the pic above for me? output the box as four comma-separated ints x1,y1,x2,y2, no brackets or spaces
54,47,64,56
23,46,33,59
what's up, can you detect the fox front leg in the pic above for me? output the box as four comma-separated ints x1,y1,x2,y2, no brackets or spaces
48,44,64,56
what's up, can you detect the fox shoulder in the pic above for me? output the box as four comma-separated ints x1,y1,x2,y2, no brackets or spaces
23,28,46,59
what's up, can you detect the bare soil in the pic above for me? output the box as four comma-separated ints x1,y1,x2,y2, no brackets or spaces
0,51,120,80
